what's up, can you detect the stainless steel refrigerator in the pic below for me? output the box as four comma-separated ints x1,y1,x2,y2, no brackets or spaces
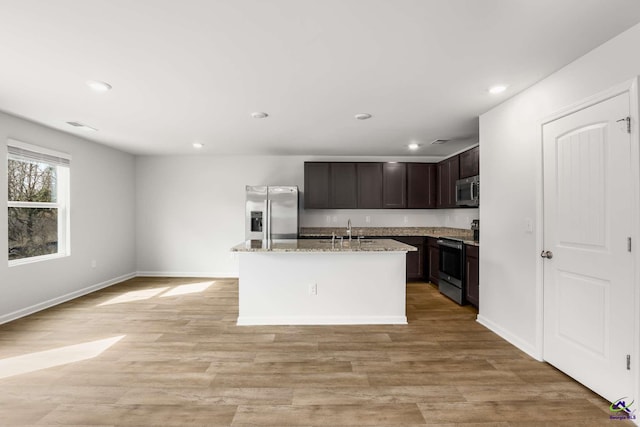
245,186,299,242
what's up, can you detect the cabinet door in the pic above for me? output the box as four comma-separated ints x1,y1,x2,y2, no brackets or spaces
382,162,407,208
407,163,437,208
437,156,460,208
427,238,440,285
357,163,383,208
406,243,424,280
459,146,479,179
304,162,330,209
448,156,460,207
465,245,479,307
330,163,357,208
437,161,449,208
394,236,425,280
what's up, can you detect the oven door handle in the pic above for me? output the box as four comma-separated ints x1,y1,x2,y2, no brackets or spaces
437,239,463,250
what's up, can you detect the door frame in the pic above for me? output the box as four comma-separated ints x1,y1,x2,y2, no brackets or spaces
538,77,640,406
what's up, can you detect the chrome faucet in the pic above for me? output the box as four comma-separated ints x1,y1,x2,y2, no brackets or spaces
347,218,352,241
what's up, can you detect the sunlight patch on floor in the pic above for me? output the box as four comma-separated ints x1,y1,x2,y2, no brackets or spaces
0,335,125,379
160,281,214,297
97,287,169,306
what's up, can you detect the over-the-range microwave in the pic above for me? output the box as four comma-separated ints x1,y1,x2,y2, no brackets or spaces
456,175,479,207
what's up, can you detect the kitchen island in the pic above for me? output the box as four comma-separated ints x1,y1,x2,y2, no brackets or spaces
231,238,416,325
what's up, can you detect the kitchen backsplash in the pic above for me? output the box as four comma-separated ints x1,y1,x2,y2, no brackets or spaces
300,208,479,230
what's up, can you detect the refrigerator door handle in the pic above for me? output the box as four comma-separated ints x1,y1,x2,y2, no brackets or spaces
266,199,272,244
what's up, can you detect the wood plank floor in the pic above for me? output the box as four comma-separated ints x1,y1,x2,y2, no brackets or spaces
0,277,631,426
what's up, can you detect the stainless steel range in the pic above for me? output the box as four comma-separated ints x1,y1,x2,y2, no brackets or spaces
437,237,466,305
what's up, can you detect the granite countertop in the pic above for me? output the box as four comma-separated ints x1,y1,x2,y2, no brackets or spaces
231,238,418,253
299,226,479,247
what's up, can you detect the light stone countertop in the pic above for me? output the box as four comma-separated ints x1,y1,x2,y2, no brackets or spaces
231,238,418,253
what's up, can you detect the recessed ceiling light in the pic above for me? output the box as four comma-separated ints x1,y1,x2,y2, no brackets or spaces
408,143,420,150
251,112,269,119
431,139,449,145
66,121,97,131
86,80,112,92
354,113,372,120
192,142,203,149
488,85,507,94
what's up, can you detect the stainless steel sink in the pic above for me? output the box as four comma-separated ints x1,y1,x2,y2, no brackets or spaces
315,238,374,245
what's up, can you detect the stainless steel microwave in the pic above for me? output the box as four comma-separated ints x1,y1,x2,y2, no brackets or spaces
456,175,479,207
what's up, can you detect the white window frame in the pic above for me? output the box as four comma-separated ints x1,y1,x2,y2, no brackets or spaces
7,139,71,266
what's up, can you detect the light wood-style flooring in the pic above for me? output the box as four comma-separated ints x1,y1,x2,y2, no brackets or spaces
0,277,630,426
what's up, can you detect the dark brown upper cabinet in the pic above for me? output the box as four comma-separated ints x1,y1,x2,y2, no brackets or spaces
305,159,473,210
407,163,437,209
330,162,357,208
357,163,383,208
382,162,407,208
459,146,479,179
304,162,331,208
437,156,459,208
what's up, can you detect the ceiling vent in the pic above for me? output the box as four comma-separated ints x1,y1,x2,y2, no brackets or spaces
430,139,450,145
66,121,97,131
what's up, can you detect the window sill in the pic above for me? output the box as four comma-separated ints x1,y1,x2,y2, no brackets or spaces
8,252,69,267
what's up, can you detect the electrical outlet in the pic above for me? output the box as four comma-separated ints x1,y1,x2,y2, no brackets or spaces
326,215,331,224
403,216,409,224
91,259,97,269
365,215,371,223
309,283,318,296
332,216,337,223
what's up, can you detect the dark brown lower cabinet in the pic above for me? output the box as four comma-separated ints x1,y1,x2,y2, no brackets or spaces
427,237,440,285
465,244,479,307
393,236,425,281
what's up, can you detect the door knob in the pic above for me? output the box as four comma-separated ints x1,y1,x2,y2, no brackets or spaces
540,250,553,259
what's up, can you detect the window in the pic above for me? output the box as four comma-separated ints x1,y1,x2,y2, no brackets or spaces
7,139,70,265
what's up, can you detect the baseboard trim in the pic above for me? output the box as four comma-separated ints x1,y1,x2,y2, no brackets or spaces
136,271,238,278
237,315,408,326
476,314,542,361
0,272,136,325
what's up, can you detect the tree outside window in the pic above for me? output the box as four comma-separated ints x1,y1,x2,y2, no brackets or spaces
7,140,70,264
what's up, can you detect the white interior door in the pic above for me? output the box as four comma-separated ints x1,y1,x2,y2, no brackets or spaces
543,92,634,402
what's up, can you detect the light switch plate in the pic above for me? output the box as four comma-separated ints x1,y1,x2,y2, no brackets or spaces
525,218,533,233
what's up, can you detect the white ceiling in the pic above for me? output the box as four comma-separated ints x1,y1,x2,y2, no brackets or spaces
1,0,640,157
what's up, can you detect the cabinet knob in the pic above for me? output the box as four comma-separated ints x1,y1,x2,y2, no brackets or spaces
540,250,553,259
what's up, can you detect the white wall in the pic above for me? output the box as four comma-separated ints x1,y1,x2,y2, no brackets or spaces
479,22,640,359
0,112,136,323
135,155,478,277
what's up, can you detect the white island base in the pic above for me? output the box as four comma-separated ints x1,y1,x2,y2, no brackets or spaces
235,246,409,325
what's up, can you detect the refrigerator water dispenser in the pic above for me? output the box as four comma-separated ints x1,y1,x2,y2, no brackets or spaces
250,211,263,232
